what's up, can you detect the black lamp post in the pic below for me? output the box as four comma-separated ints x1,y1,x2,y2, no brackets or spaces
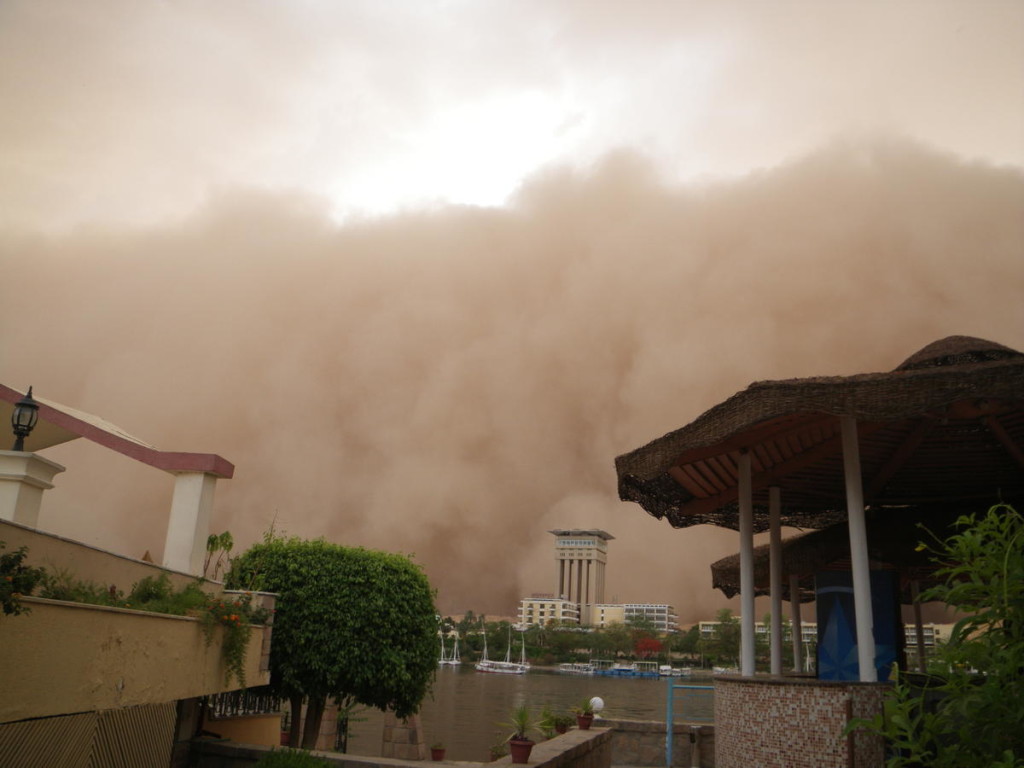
11,386,39,451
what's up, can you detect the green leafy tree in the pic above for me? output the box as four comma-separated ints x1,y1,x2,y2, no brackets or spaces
602,621,633,658
703,609,740,667
849,503,1024,767
226,536,438,750
672,625,701,658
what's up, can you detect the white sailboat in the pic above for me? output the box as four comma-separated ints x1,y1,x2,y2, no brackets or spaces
439,632,462,666
475,624,529,674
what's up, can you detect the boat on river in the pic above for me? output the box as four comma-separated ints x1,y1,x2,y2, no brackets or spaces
475,625,529,674
557,662,595,675
595,661,659,678
659,665,692,677
439,633,462,666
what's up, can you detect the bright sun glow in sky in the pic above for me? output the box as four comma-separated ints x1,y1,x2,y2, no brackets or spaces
0,0,1022,230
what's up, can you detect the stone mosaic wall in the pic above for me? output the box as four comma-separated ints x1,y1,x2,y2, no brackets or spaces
714,677,886,768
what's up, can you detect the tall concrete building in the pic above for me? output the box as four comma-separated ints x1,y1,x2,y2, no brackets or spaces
549,529,614,616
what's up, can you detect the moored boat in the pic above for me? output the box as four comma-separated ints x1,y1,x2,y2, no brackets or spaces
475,625,529,674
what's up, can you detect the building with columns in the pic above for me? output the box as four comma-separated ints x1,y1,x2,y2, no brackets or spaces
549,528,613,615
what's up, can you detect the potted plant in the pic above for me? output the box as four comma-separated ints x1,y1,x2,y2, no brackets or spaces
572,697,595,730
503,704,537,764
430,742,446,761
489,735,509,762
552,714,575,734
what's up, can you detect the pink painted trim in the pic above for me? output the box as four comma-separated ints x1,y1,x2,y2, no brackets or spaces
0,384,234,479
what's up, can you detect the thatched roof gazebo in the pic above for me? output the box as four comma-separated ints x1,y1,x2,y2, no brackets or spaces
614,335,1024,768
615,335,1024,680
617,335,1023,530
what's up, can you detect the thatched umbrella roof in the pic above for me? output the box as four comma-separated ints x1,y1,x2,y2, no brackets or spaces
708,513,957,603
615,336,1024,531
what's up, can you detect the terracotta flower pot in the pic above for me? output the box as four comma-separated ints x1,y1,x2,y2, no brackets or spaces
509,738,534,764
576,714,594,730
431,747,446,761
554,722,569,734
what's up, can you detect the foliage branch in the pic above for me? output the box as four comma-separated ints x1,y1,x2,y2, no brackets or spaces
848,503,1024,767
1,540,45,617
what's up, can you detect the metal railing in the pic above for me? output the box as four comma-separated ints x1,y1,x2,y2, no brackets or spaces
206,686,282,719
665,677,713,767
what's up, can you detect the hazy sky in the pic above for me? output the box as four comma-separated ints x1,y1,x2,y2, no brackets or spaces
1,1,1022,620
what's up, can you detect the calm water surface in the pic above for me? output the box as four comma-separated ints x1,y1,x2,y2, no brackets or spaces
345,667,715,762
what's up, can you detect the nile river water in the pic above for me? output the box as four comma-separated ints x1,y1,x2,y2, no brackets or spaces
345,666,715,762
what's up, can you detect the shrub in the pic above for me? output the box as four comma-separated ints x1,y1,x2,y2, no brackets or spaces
848,503,1024,767
254,749,331,767
1,541,46,617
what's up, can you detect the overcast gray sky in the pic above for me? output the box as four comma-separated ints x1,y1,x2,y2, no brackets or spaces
1,1,1022,620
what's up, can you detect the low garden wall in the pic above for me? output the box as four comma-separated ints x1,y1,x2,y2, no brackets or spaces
192,727,613,768
595,717,714,768
713,676,887,768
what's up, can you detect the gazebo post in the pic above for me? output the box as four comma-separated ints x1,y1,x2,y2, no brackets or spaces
769,486,783,675
739,452,756,676
911,579,927,672
841,415,877,683
789,573,804,672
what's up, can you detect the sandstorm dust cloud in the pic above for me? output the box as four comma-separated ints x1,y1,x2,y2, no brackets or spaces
2,138,1023,620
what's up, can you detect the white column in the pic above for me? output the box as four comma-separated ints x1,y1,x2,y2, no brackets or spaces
163,471,218,575
911,580,927,673
790,573,804,673
769,486,783,676
841,415,877,682
0,451,65,527
739,452,756,676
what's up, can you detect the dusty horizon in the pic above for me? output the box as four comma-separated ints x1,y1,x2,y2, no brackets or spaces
3,137,1023,621
1,1,1022,623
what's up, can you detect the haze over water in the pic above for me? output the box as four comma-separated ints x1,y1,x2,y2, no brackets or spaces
346,667,714,762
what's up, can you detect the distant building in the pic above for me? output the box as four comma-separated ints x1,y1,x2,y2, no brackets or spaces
623,603,678,632
589,603,625,627
517,595,580,627
512,529,676,631
550,529,613,615
697,619,954,653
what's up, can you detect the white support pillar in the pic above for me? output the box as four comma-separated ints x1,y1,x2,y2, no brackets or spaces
841,415,877,683
911,579,927,673
789,573,804,673
739,452,756,677
0,451,65,527
769,486,783,676
163,471,218,575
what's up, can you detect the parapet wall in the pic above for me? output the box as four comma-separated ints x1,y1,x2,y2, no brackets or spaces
714,676,887,768
595,717,714,768
192,727,613,768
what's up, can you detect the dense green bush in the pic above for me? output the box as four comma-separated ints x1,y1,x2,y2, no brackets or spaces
849,503,1024,767
1,540,45,617
254,748,330,767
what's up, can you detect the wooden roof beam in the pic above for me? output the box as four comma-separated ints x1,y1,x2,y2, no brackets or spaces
983,415,1024,470
865,418,937,502
668,412,836,469
674,421,887,518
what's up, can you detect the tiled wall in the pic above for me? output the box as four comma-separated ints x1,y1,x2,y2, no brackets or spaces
714,677,886,768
